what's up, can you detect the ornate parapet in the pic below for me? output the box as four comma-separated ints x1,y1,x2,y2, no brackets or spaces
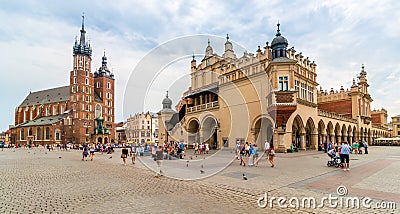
318,110,357,123
186,101,219,114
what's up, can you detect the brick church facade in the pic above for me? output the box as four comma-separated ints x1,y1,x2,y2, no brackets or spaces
11,16,115,146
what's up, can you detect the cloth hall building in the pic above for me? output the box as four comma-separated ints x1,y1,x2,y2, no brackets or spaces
158,24,390,152
11,17,115,146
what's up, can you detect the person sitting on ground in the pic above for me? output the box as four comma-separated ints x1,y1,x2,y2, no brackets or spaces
353,142,359,154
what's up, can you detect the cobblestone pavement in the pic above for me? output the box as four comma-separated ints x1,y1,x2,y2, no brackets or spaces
0,146,399,213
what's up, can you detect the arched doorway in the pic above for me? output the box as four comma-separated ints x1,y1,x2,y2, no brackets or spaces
97,137,102,144
341,124,347,142
318,120,326,150
326,122,334,143
305,118,315,149
292,115,305,150
201,116,218,149
334,123,341,144
187,119,200,145
254,117,273,149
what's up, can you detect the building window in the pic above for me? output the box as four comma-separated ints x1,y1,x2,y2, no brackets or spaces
74,77,77,84
55,131,60,140
279,76,288,91
79,56,83,67
20,129,25,140
28,128,33,136
107,82,111,89
60,105,64,114
85,78,89,85
397,125,400,128
96,82,100,88
45,127,50,140
53,105,57,115
36,127,41,140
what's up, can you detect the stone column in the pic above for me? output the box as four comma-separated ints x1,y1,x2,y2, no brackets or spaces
275,128,286,153
311,133,318,150
300,134,306,150
349,135,353,145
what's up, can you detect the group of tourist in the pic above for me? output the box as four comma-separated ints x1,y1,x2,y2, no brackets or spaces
326,141,370,171
323,141,369,154
235,141,275,167
193,142,210,155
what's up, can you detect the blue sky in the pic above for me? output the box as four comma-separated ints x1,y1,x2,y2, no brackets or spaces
1,0,400,131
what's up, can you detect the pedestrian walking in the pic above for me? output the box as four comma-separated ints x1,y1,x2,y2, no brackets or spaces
89,145,95,161
363,141,369,154
267,145,275,167
339,142,351,171
121,146,129,166
235,141,240,159
130,146,136,164
264,140,270,155
252,144,259,166
239,144,246,167
155,146,164,177
82,145,89,161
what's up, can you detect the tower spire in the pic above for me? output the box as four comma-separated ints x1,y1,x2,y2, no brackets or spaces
73,13,92,57
276,21,281,36
166,90,169,98
79,13,86,46
226,33,229,41
81,12,85,31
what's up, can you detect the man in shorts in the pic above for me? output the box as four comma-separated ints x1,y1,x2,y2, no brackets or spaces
339,142,351,171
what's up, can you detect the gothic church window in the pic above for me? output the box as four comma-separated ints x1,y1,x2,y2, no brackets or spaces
20,129,25,140
45,127,50,140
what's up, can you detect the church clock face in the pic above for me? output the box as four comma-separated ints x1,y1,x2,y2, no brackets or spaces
95,104,102,118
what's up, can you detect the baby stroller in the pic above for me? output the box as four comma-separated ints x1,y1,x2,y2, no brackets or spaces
327,151,341,168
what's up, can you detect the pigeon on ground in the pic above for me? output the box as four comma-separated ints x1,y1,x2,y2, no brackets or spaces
58,156,62,159
190,156,193,160
186,160,189,167
200,170,205,174
109,156,112,159
243,173,248,180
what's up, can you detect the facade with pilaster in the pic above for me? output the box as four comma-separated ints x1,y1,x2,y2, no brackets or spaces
159,23,390,152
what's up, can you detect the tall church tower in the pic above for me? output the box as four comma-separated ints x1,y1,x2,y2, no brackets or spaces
94,51,115,131
70,15,95,144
